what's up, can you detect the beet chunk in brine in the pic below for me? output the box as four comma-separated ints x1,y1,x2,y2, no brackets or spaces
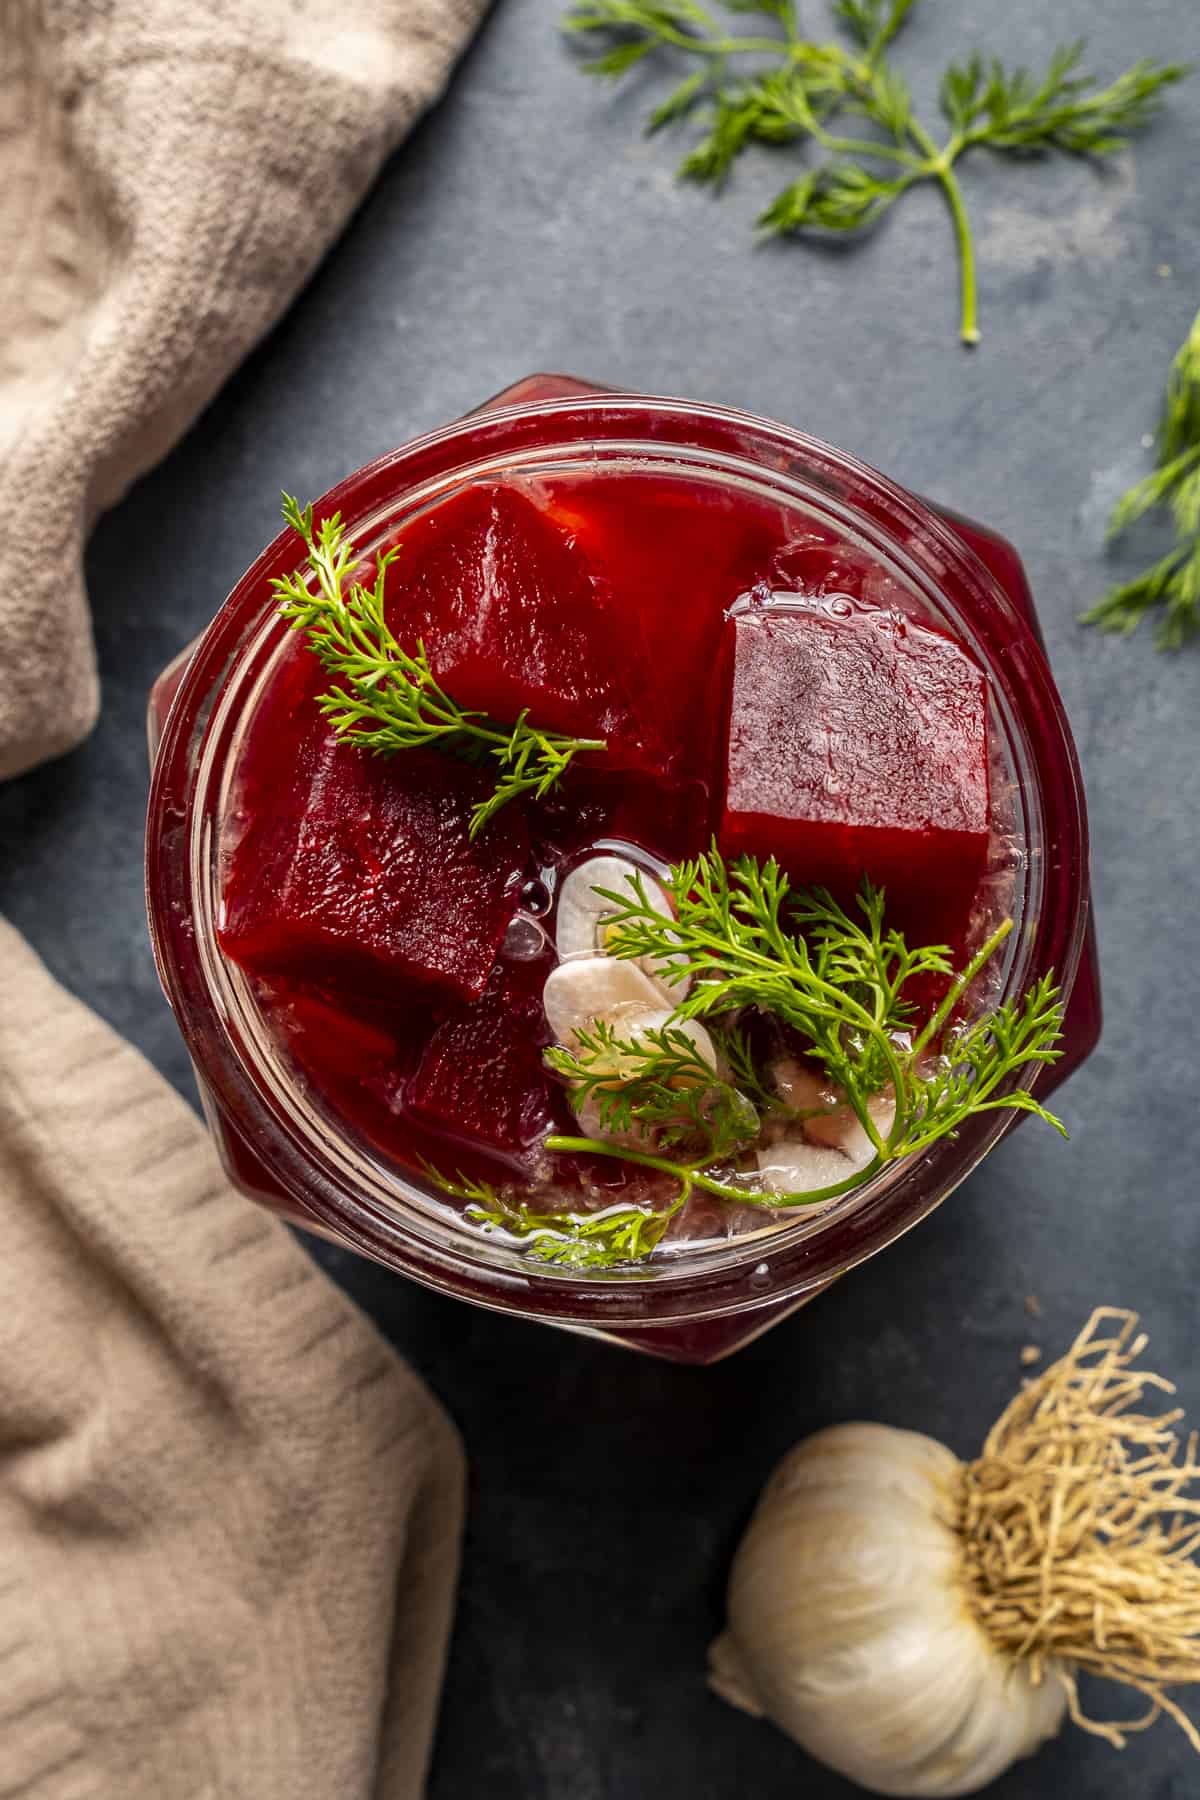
219,733,527,1003
385,482,660,771
718,606,990,927
407,958,566,1166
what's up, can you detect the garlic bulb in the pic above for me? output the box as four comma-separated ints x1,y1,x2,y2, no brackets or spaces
709,1423,1065,1796
710,1311,1200,1796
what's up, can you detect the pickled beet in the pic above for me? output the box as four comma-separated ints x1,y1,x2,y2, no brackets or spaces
407,957,568,1166
273,986,405,1079
544,472,791,781
719,605,989,925
385,483,661,769
219,729,527,1002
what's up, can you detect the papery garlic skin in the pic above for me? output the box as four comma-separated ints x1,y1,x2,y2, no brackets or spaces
709,1423,1066,1797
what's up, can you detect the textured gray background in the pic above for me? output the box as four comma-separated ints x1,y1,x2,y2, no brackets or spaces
3,0,1199,1794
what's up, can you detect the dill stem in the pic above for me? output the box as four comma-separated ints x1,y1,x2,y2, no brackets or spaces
941,160,980,346
620,26,785,57
545,1135,882,1209
906,118,979,345
911,918,1014,1061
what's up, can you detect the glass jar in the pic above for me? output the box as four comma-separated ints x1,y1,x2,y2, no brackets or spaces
145,375,1101,1364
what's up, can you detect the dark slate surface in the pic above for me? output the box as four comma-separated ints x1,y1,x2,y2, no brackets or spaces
3,1,1199,1794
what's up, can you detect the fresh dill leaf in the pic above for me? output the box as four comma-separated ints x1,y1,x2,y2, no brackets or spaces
1084,307,1200,650
595,852,954,1093
583,35,659,76
832,0,915,59
709,1019,795,1117
425,852,1066,1261
421,1159,685,1269
563,0,1189,344
723,0,795,17
866,60,913,138
938,56,983,136
1159,306,1200,464
564,0,725,61
758,161,908,235
679,100,757,183
892,972,1067,1155
940,45,1185,156
273,495,607,835
1107,445,1200,540
1086,543,1200,652
648,68,708,129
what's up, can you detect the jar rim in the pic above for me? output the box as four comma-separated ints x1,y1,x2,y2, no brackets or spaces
146,390,1090,1328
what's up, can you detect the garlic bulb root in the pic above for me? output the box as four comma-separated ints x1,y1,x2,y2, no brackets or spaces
959,1306,1200,1755
710,1310,1200,1796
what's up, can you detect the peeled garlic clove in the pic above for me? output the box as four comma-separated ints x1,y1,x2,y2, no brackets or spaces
556,856,650,958
805,1093,896,1170
769,1056,835,1114
758,1080,893,1197
621,1008,717,1071
755,1139,856,1204
541,956,664,1047
555,854,689,998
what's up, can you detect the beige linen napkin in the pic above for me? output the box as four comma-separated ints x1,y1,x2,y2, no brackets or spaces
0,0,487,778
1,0,490,1792
1,920,465,1797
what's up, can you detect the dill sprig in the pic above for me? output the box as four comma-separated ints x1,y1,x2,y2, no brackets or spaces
1083,306,1200,650
544,847,1066,1203
273,495,607,837
421,1160,687,1269
423,853,1066,1270
563,0,1188,345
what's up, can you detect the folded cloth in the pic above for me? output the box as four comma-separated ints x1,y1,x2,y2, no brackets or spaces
0,0,487,778
0,921,466,1797
0,0,489,1792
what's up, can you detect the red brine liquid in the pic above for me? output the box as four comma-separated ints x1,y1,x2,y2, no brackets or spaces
146,379,1100,1363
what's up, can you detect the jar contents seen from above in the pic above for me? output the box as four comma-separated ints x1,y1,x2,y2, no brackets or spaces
212,462,1068,1274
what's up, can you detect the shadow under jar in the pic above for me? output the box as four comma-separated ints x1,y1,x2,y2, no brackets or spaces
145,375,1101,1365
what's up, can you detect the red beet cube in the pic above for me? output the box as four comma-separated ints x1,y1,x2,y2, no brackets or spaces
718,606,989,928
544,472,789,784
273,986,404,1079
219,714,527,1002
407,958,566,1166
385,483,658,769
